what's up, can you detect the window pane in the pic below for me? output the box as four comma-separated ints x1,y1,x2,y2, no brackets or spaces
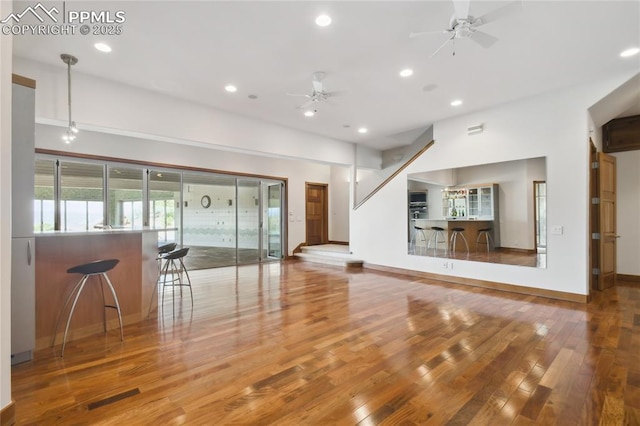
34,159,55,232
108,166,143,229
149,170,181,243
60,161,104,231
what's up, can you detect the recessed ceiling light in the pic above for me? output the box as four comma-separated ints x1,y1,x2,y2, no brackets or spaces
315,14,332,27
248,94,258,100
225,84,237,93
94,42,112,53
399,69,414,78
450,99,463,107
620,47,640,58
303,110,315,117
358,127,368,134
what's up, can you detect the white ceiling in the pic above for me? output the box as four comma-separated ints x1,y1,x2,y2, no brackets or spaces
11,0,640,150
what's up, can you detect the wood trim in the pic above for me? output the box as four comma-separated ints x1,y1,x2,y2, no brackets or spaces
292,242,307,255
617,274,640,282
364,263,588,304
328,241,349,246
35,149,287,183
0,400,15,426
354,140,435,210
496,247,537,255
12,74,36,89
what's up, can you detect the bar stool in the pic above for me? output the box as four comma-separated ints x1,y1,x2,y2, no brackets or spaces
411,226,428,254
149,247,193,316
450,227,469,254
476,228,494,252
157,242,177,276
427,226,448,255
52,259,123,357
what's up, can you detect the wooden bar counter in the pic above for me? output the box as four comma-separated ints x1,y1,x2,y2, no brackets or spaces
413,219,500,251
34,229,160,350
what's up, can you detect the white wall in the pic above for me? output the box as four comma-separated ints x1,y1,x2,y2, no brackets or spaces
614,150,640,276
329,165,350,242
35,124,333,254
14,57,355,166
351,73,636,296
456,157,546,250
0,0,12,409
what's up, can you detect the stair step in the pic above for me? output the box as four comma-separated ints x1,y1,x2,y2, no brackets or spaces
294,251,363,268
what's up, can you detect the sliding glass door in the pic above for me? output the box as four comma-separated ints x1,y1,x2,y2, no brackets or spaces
182,173,238,268
262,181,283,260
35,154,285,269
237,179,260,264
148,169,181,244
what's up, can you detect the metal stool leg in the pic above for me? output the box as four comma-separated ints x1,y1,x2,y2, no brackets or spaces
52,275,88,348
179,257,193,306
101,272,124,342
60,276,90,357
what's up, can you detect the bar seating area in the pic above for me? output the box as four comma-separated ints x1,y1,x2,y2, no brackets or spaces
53,259,124,357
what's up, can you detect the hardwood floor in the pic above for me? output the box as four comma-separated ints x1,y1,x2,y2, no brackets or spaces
11,262,640,425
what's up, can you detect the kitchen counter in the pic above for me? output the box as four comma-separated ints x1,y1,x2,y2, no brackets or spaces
410,219,499,251
35,229,161,349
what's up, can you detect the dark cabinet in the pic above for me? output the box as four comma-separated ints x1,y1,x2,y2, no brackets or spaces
603,115,640,153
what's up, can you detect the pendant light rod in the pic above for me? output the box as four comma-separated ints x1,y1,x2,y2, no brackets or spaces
60,53,78,143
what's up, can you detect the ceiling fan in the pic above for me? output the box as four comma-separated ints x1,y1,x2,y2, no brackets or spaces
287,71,345,112
410,0,522,57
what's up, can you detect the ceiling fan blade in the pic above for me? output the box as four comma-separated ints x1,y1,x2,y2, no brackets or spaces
430,34,455,58
470,30,498,48
473,0,522,27
452,0,470,21
326,90,347,98
409,29,448,39
297,99,315,110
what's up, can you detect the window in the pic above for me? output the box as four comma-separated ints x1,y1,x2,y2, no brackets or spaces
34,158,55,232
108,166,143,229
59,161,104,231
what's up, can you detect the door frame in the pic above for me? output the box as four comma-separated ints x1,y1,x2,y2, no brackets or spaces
305,182,329,245
589,140,618,294
589,140,598,296
532,180,546,255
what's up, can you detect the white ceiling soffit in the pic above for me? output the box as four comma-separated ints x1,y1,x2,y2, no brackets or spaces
589,72,640,128
11,0,640,150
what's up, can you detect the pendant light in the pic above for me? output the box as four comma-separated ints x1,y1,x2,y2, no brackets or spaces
60,53,78,143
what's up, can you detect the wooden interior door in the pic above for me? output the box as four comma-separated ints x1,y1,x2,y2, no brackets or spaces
305,183,328,245
598,152,617,290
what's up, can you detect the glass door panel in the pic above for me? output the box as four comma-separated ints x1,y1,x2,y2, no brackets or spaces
237,179,260,264
59,161,104,231
182,173,237,269
148,170,181,244
535,181,547,251
262,182,283,260
108,166,143,229
34,158,56,232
